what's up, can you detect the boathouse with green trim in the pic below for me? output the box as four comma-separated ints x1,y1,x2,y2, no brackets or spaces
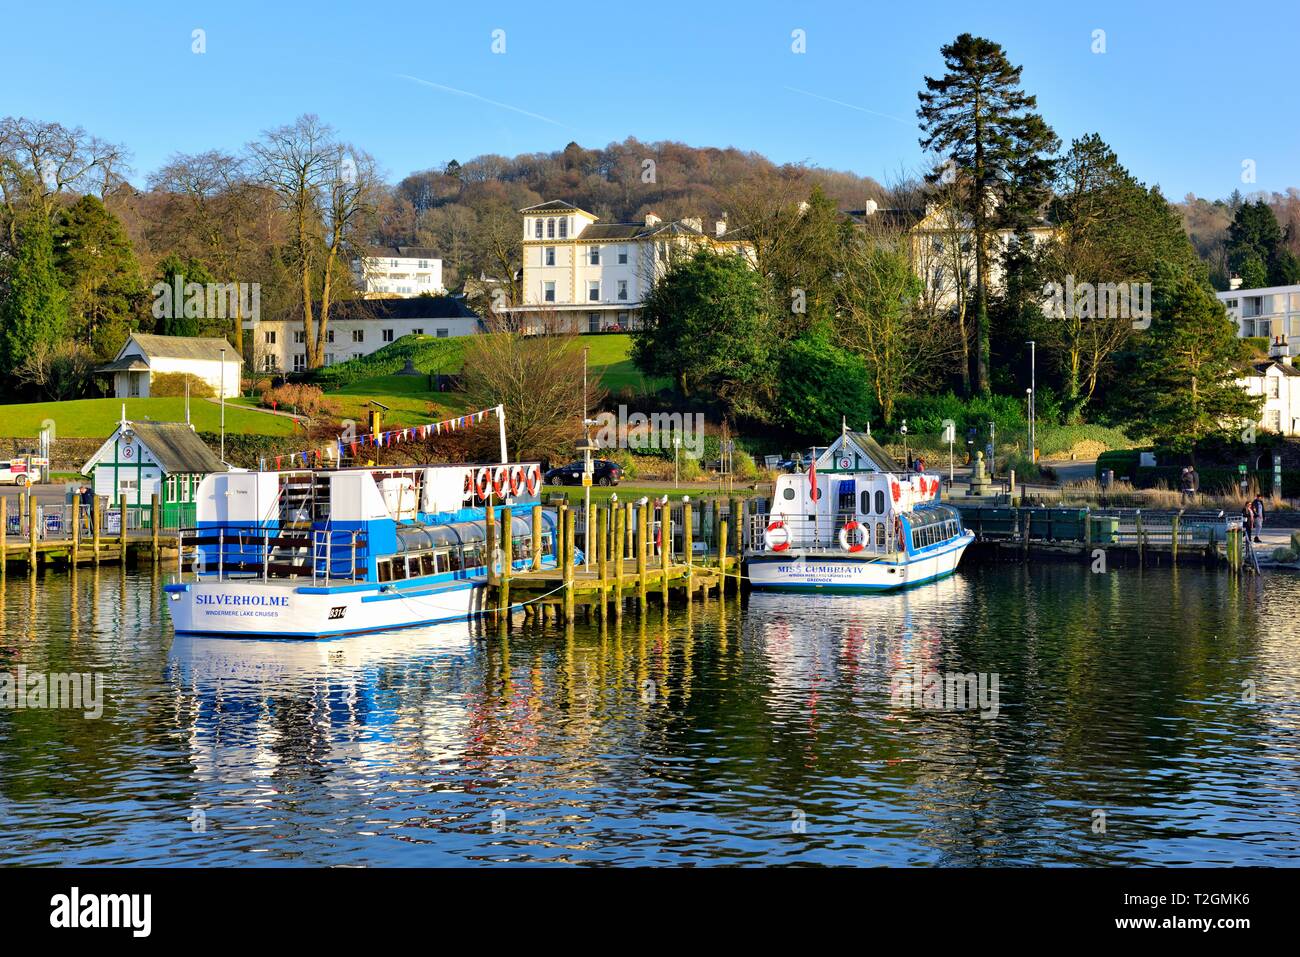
80,420,227,528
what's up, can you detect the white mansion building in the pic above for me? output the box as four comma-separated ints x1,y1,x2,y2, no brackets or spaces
248,297,480,373
1218,282,1300,353
510,200,752,331
353,245,444,298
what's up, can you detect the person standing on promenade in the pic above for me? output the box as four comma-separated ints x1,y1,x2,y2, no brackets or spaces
1251,494,1265,544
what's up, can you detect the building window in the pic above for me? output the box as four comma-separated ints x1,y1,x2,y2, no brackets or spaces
618,245,628,265
544,281,556,303
412,328,423,336
534,219,542,239
293,353,306,372
325,353,335,366
545,247,555,266
382,329,395,343
589,247,600,266
418,260,428,268
437,328,449,338
262,355,277,372
559,218,568,238
617,279,628,301
589,313,601,333
1268,377,1281,399
617,311,628,325
352,329,364,343
588,281,600,302
547,218,555,238
264,330,277,344
326,329,335,344
293,330,305,344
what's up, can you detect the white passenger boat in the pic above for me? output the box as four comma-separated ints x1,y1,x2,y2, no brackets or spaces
164,462,562,639
745,429,974,592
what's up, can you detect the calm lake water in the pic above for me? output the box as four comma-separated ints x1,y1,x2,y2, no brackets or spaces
1,562,1298,866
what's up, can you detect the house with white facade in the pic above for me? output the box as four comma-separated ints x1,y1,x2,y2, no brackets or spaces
1218,282,1300,355
96,333,242,399
510,200,753,332
353,246,444,298
247,297,481,373
1238,336,1300,436
848,202,1057,310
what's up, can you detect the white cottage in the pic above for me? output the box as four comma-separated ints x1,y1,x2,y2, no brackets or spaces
96,333,242,399
1239,338,1300,436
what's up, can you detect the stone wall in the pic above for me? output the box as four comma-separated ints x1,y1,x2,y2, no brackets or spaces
1,438,103,472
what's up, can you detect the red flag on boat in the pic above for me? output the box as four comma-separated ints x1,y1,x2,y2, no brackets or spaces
808,456,818,501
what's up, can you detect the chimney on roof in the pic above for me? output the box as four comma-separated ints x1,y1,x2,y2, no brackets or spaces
1271,335,1292,365
644,213,660,227
1230,275,1243,290
715,219,727,237
862,199,878,217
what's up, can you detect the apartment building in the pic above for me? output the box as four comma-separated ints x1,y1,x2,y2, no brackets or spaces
1218,282,1300,354
247,297,480,373
353,246,445,298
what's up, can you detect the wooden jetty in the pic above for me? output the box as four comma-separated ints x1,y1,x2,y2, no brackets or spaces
485,497,745,628
954,504,1253,571
0,492,171,576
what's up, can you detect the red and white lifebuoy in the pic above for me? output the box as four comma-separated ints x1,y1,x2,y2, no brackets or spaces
509,465,525,496
474,468,492,499
839,520,868,553
764,520,791,552
524,464,540,495
492,466,509,497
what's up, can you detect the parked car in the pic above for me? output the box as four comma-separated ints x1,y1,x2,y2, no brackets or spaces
0,458,40,486
544,459,622,486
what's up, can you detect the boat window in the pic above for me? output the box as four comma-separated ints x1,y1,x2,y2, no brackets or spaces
875,490,885,514
377,559,392,583
463,544,483,569
876,522,885,547
860,491,870,514
782,487,796,501
434,551,449,574
421,554,436,576
392,559,408,580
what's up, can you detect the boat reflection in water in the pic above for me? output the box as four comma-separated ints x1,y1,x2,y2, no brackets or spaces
167,623,479,790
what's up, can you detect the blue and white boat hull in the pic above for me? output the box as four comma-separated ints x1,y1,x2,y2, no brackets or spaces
746,532,973,592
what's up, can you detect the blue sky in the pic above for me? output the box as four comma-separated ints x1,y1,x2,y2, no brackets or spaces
4,0,1296,199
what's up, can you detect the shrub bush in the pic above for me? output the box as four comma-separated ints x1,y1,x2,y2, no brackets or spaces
150,373,214,398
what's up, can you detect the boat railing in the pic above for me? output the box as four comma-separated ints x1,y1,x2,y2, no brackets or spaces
747,510,902,556
177,526,367,584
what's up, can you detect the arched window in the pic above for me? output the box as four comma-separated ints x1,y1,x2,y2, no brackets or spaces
875,490,885,514
860,490,870,514
559,218,568,238
547,218,555,238
534,219,542,239
875,522,885,547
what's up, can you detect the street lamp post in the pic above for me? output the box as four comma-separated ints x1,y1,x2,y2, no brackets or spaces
219,347,226,463
900,420,909,471
1025,339,1036,463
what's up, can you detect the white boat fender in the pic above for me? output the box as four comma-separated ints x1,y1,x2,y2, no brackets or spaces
764,520,791,551
839,520,868,553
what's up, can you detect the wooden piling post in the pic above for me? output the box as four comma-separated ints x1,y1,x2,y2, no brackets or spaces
613,504,625,618
28,495,38,571
119,493,129,565
499,514,512,631
151,493,160,563
71,501,80,567
711,498,720,553
531,504,543,571
92,496,102,566
1136,510,1145,565
563,506,575,622
636,502,648,610
660,503,670,597
1171,510,1181,563
485,503,497,586
719,518,729,596
596,506,608,619
682,499,693,598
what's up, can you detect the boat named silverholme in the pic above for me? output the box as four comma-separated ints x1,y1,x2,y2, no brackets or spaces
164,463,562,639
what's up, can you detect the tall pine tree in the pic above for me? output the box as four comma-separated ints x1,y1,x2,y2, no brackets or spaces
0,207,68,383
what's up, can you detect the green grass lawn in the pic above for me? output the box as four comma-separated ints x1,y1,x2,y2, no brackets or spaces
0,397,297,438
542,484,760,504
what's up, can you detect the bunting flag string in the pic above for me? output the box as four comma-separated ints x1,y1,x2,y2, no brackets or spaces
269,405,504,470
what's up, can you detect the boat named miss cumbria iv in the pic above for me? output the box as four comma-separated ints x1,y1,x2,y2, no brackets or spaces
745,429,973,592
164,462,561,639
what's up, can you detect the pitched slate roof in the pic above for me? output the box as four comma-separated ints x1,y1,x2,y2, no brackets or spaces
1249,360,1300,377
127,333,239,364
82,421,227,475
361,245,440,260
273,296,480,324
95,356,150,374
520,200,586,214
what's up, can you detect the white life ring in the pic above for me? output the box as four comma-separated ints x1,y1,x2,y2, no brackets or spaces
474,468,492,499
839,520,868,553
764,520,791,552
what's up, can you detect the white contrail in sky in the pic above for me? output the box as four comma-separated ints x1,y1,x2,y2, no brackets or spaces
783,86,912,126
397,74,570,128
